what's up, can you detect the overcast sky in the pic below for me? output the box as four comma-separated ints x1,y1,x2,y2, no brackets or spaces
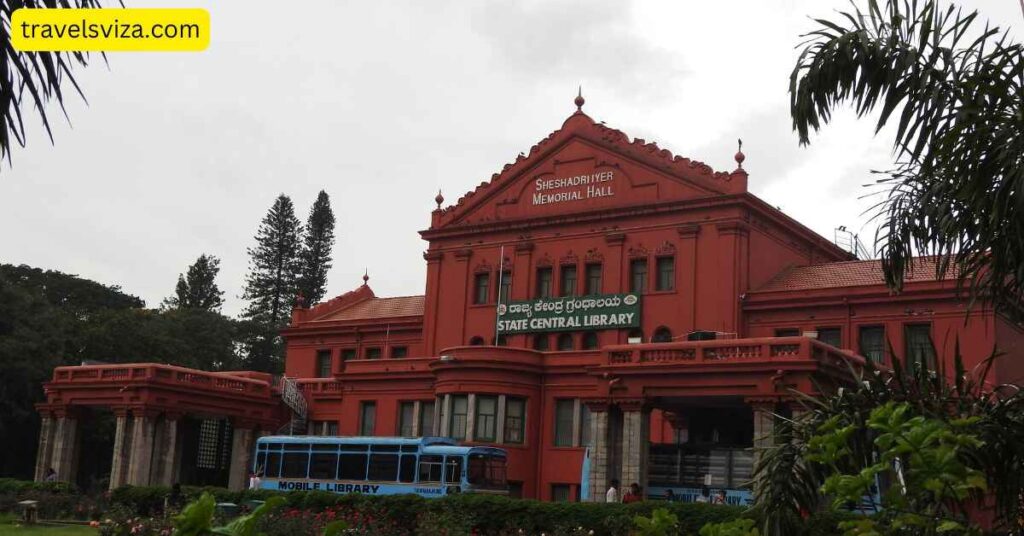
2,0,1020,316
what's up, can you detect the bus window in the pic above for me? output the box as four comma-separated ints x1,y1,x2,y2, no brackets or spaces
444,457,462,484
467,454,507,489
340,443,369,452
338,453,368,480
282,452,309,478
418,455,443,482
264,452,282,478
368,454,399,481
398,455,416,483
372,445,400,452
254,452,267,474
309,453,338,480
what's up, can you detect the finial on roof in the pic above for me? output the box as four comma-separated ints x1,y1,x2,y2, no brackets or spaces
434,189,444,209
362,269,369,285
574,86,585,112
734,138,745,169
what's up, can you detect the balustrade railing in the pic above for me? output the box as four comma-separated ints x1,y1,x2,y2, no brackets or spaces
49,363,272,397
603,337,861,367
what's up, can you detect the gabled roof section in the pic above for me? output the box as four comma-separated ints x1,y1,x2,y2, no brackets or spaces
315,295,425,321
428,97,748,230
752,257,952,293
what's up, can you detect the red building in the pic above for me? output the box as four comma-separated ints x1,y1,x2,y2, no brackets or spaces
36,95,1024,500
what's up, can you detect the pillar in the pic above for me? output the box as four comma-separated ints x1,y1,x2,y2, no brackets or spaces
618,400,650,494
51,412,79,483
108,409,132,489
465,394,477,441
152,415,180,486
495,395,507,444
228,425,255,491
440,395,452,437
585,402,610,502
750,400,777,470
126,412,156,486
34,413,55,482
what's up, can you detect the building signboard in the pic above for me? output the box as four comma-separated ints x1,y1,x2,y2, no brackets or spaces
496,293,641,335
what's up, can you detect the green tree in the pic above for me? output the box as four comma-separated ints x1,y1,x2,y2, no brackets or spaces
299,190,336,305
752,351,1024,535
242,194,303,372
1,0,104,169
163,254,225,312
790,0,1024,311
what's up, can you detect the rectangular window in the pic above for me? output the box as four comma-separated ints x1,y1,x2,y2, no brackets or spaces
419,401,435,437
551,484,571,502
655,257,675,291
629,259,648,293
338,453,368,480
475,395,498,442
365,347,381,360
473,272,490,305
817,327,842,348
341,349,357,361
281,452,309,478
418,455,443,482
309,453,337,480
775,328,800,337
449,395,469,440
391,346,408,359
504,398,525,444
553,399,575,447
905,324,935,370
498,271,512,303
535,267,553,298
359,402,376,436
315,350,332,378
859,326,886,363
579,403,592,447
399,455,417,483
326,421,338,436
585,263,602,295
398,402,415,437
367,454,399,481
560,265,577,297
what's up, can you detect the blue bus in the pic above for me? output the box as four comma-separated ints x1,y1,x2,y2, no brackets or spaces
253,436,508,497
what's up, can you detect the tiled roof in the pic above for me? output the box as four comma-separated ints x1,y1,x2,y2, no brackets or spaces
316,295,425,321
754,257,950,293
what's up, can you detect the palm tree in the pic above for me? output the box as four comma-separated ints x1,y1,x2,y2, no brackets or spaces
1,0,103,170
790,0,1024,313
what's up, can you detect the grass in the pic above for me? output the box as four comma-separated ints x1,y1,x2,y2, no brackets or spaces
0,514,95,536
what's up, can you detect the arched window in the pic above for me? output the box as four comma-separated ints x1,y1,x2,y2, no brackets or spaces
627,329,644,343
557,333,574,351
469,336,485,346
582,332,599,350
533,334,550,351
652,326,673,343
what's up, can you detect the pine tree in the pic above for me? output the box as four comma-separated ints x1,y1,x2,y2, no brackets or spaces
242,194,303,371
163,254,225,312
299,190,336,305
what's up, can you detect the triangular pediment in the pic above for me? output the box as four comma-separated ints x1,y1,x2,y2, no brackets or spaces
431,111,747,230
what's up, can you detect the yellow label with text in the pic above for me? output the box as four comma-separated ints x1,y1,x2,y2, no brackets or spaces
11,8,209,52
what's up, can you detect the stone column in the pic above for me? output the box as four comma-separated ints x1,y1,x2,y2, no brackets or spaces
750,400,777,470
108,409,132,489
152,415,180,486
228,425,255,491
34,413,56,482
439,395,451,437
51,412,79,483
495,395,507,444
618,400,650,494
126,412,156,486
465,394,477,441
585,401,610,502
411,401,423,437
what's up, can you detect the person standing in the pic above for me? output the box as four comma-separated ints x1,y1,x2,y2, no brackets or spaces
43,468,57,482
606,479,620,503
622,483,642,504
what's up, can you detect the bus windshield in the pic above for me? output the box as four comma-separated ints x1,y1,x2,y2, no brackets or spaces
467,453,507,489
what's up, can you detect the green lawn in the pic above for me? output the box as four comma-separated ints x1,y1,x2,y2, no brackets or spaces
0,521,95,536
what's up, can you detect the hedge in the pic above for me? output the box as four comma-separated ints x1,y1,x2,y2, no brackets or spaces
1,479,855,535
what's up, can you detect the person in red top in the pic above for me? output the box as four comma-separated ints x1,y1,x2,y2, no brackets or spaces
622,483,643,503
